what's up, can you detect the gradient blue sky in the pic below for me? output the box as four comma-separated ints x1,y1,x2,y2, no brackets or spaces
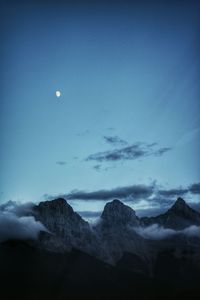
1,0,200,216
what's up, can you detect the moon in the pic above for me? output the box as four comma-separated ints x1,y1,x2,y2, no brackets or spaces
55,90,61,98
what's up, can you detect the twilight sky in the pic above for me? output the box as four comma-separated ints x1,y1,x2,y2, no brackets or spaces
1,0,200,218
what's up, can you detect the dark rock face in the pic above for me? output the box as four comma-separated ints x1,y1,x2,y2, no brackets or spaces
34,198,148,264
95,199,148,264
101,199,140,227
32,197,200,265
141,198,200,230
35,198,89,235
34,198,97,254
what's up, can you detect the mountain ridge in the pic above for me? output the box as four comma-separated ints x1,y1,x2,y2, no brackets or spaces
30,197,200,265
141,197,200,229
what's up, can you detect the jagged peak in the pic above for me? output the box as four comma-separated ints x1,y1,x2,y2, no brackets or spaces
106,199,127,207
35,198,89,229
170,197,189,211
101,199,139,226
167,197,200,220
102,199,135,212
39,197,67,205
36,197,75,215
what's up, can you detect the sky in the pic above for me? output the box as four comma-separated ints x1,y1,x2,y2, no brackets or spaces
1,0,200,218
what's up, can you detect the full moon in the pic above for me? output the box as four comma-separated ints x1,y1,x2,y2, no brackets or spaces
55,90,61,97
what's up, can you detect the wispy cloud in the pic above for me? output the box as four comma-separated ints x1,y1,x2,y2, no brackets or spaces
86,142,172,163
154,147,172,156
56,161,67,166
106,127,116,131
76,130,90,137
93,165,101,171
147,142,158,147
103,135,128,146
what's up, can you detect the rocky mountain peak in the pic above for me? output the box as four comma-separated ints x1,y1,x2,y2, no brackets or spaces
141,198,200,230
36,198,75,217
171,197,187,210
168,197,199,219
35,198,89,228
33,198,91,251
101,199,139,226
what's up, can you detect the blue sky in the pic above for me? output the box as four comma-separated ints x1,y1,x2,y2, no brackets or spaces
1,0,200,216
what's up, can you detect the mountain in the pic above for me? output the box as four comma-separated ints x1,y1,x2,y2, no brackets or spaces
1,197,200,299
94,199,149,264
101,199,140,227
33,198,147,264
0,240,118,300
33,198,98,255
1,239,200,300
141,198,200,229
33,197,200,264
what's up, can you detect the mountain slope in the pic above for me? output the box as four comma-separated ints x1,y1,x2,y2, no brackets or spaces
101,199,140,227
94,199,149,264
1,239,200,300
34,198,98,254
141,198,200,229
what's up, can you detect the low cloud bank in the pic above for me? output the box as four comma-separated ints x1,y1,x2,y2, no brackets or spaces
134,224,200,240
48,182,200,204
0,201,47,243
66,184,154,201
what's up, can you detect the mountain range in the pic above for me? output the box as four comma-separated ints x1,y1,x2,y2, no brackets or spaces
1,197,200,299
30,197,200,264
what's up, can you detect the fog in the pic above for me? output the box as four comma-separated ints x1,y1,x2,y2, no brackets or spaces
0,201,47,242
134,224,200,240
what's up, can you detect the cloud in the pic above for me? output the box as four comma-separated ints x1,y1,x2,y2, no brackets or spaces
43,181,200,218
78,211,102,219
56,161,67,166
147,142,158,147
0,200,35,216
44,181,199,204
134,224,176,240
154,147,172,156
158,187,188,197
86,142,172,163
0,201,47,242
134,224,200,240
136,207,169,218
189,183,200,194
66,184,154,201
106,127,115,131
93,165,101,171
93,164,116,172
182,225,200,237
76,130,90,137
147,195,175,207
103,135,128,146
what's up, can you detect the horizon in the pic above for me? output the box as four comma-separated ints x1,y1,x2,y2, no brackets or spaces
2,195,200,224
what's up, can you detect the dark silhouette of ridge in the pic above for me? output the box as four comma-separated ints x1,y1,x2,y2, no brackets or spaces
141,197,200,229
